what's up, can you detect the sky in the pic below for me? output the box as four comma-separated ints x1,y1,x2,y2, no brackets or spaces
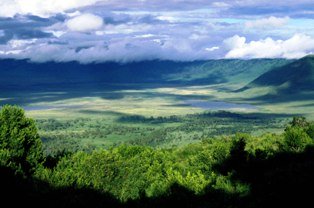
0,0,314,63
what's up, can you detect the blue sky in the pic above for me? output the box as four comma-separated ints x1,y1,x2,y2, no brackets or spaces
0,0,314,62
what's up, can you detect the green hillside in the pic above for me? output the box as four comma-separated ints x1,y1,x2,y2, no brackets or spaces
244,56,314,93
165,59,290,86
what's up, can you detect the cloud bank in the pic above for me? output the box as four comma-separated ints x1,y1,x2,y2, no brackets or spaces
0,0,313,62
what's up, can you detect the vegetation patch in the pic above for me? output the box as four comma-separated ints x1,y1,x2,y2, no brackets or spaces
1,106,314,207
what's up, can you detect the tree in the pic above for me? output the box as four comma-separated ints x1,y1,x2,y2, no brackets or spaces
0,105,43,176
306,123,314,140
283,126,312,152
225,133,249,173
230,134,249,163
289,116,309,129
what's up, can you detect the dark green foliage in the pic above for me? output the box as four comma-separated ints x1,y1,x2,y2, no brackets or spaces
1,106,314,207
229,134,249,167
286,116,314,141
306,123,314,139
3,144,314,208
43,149,73,169
0,105,43,176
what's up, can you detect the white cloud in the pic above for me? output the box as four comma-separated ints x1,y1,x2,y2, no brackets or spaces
0,1,20,17
211,2,230,8
135,34,155,38
9,39,37,49
155,15,179,23
66,14,104,32
0,39,37,55
0,0,103,17
103,24,153,35
205,46,219,52
223,35,246,50
48,31,66,38
245,16,290,29
224,34,314,59
0,49,23,55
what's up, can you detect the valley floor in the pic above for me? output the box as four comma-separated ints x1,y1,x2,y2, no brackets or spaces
9,83,308,152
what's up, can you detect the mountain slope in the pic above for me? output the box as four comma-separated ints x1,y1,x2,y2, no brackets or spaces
164,59,290,85
242,56,314,93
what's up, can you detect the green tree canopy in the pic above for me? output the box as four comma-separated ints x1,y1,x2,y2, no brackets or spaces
0,105,43,176
284,126,312,152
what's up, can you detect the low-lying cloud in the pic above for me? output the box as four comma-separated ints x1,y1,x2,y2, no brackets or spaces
0,34,220,63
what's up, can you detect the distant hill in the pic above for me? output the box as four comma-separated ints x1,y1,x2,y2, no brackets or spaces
164,59,290,85
0,58,291,105
242,56,314,94
0,58,289,88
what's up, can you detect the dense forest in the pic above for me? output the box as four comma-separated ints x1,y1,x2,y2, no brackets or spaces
1,105,314,207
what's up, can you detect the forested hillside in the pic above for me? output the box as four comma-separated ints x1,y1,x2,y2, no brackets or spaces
1,105,314,208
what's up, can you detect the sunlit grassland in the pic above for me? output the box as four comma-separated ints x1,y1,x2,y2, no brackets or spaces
25,83,314,121
24,84,258,119
25,94,203,119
